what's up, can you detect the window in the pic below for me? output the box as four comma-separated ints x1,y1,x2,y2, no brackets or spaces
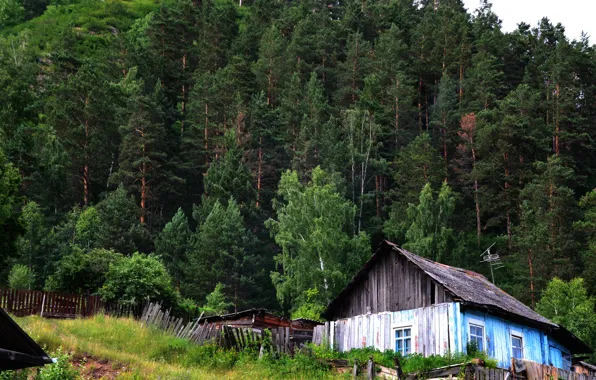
469,324,485,351
511,334,523,359
562,353,572,370
395,327,412,355
468,318,485,352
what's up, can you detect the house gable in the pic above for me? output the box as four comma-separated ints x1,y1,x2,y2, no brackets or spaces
326,246,453,320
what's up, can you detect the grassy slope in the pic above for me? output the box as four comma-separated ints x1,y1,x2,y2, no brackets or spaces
15,315,344,379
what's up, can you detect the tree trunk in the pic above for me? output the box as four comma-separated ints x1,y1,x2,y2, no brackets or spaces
395,77,400,147
205,103,209,165
418,76,423,131
83,96,90,206
504,152,512,249
528,248,535,307
554,83,560,155
256,135,263,208
181,53,187,136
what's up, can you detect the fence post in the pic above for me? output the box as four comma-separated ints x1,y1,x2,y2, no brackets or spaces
40,294,45,317
367,356,374,380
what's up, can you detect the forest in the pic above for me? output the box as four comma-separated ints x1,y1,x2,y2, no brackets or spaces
0,0,595,352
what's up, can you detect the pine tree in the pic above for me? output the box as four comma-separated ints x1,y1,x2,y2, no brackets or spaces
112,72,180,226
155,207,192,288
187,199,260,311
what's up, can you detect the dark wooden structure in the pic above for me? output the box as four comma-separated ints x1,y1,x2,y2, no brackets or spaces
141,303,321,355
0,307,53,371
0,288,137,319
325,242,453,320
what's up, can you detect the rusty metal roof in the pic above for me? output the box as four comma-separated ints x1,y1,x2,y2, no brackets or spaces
0,308,53,370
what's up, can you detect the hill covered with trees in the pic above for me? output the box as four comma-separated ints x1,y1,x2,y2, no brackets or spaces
1,0,595,345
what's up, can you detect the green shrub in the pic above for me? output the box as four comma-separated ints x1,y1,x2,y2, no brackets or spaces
36,349,79,380
8,264,35,290
99,253,179,308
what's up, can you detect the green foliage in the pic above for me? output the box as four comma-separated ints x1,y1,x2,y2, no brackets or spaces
536,278,596,357
1,0,596,330
267,166,370,313
187,198,261,310
203,283,233,316
99,253,178,308
403,182,457,262
15,315,339,379
0,150,23,266
8,264,35,290
44,247,123,293
36,349,79,380
290,288,326,322
154,207,191,287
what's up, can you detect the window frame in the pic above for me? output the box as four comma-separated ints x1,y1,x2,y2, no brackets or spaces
510,330,524,360
468,318,486,353
392,323,414,356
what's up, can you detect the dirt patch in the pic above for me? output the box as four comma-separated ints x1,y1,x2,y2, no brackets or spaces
71,353,129,379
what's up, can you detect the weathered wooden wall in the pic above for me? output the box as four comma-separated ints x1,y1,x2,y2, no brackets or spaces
327,250,453,320
325,303,456,354
461,309,572,370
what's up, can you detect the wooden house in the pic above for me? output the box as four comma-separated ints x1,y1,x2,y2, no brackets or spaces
322,241,593,370
0,307,53,371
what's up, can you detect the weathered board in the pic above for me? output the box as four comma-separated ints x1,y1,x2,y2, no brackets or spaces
327,250,453,320
328,302,456,353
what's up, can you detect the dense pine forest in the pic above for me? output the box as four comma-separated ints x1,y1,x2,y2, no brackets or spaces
1,0,596,351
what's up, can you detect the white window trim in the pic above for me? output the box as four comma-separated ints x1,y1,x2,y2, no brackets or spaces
392,323,415,355
510,329,524,359
468,318,486,352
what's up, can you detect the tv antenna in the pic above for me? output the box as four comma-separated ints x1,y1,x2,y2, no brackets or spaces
479,242,504,283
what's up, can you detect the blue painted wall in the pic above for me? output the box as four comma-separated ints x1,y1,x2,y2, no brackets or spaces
459,309,570,370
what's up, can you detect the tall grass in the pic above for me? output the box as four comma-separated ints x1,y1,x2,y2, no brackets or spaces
14,315,344,379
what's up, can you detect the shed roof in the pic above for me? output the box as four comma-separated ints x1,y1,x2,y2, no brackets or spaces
0,307,53,370
326,241,593,354
199,308,270,323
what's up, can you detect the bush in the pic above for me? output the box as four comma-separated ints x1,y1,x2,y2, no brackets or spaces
36,349,79,380
45,248,123,293
99,253,178,308
8,264,35,290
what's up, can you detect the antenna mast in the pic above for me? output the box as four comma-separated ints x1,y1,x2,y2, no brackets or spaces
479,242,504,283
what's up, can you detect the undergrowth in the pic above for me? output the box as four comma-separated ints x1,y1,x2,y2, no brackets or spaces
11,315,498,379
311,342,498,373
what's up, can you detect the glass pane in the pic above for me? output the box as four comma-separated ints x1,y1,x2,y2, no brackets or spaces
512,336,521,348
476,337,483,351
396,329,402,338
397,340,403,353
404,328,411,337
405,338,411,354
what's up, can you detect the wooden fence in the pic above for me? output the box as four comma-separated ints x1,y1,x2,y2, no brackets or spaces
0,288,137,319
141,302,295,355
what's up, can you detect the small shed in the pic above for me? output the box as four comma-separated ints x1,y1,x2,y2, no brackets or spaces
199,309,323,347
574,361,596,377
0,307,53,371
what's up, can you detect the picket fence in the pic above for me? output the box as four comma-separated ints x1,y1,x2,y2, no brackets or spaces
0,288,140,319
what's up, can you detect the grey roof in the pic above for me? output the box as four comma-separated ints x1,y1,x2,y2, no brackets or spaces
390,242,556,327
